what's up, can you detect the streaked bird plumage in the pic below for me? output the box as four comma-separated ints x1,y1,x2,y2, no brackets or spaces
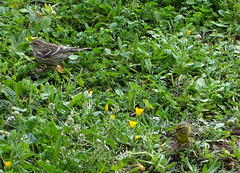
30,39,92,66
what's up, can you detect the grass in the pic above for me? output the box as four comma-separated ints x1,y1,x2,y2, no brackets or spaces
1,0,240,172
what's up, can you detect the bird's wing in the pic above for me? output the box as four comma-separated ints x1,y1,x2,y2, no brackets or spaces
52,46,74,55
38,45,71,58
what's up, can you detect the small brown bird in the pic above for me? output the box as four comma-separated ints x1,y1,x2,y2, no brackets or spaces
30,39,92,66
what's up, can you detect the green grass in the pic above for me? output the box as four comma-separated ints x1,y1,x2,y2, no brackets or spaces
1,0,240,172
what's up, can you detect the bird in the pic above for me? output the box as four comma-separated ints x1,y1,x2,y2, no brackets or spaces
30,39,92,66
175,122,194,144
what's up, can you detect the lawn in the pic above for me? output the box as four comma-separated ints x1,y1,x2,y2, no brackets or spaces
1,0,240,172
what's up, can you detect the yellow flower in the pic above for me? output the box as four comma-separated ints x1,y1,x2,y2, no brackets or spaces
187,30,191,35
88,91,93,96
105,104,108,111
3,131,7,135
5,161,11,168
135,107,144,116
129,120,137,128
227,130,232,134
110,115,115,120
26,36,38,41
135,135,140,140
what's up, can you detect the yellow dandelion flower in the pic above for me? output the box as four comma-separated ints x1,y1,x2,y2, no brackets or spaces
105,104,108,111
110,115,115,120
129,120,137,128
88,91,93,96
5,161,11,168
135,107,144,116
26,36,38,41
187,30,191,35
3,131,7,135
135,135,140,140
227,130,232,134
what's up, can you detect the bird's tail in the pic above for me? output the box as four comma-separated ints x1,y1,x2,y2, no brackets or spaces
76,47,92,51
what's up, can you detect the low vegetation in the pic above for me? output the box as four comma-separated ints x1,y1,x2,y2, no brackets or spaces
1,0,240,172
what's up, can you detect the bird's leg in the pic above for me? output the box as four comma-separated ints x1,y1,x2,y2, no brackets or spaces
35,64,48,72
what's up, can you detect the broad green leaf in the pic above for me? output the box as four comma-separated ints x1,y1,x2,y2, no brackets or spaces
40,163,56,173
53,135,63,164
110,22,118,30
106,138,118,149
144,58,152,74
12,106,27,112
68,54,78,60
202,165,208,173
133,33,139,51
118,36,123,52
186,0,196,4
1,84,17,104
143,99,153,109
57,24,65,33
19,8,29,13
165,162,177,169
40,16,51,30
207,160,221,173
69,93,83,107
211,21,228,27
